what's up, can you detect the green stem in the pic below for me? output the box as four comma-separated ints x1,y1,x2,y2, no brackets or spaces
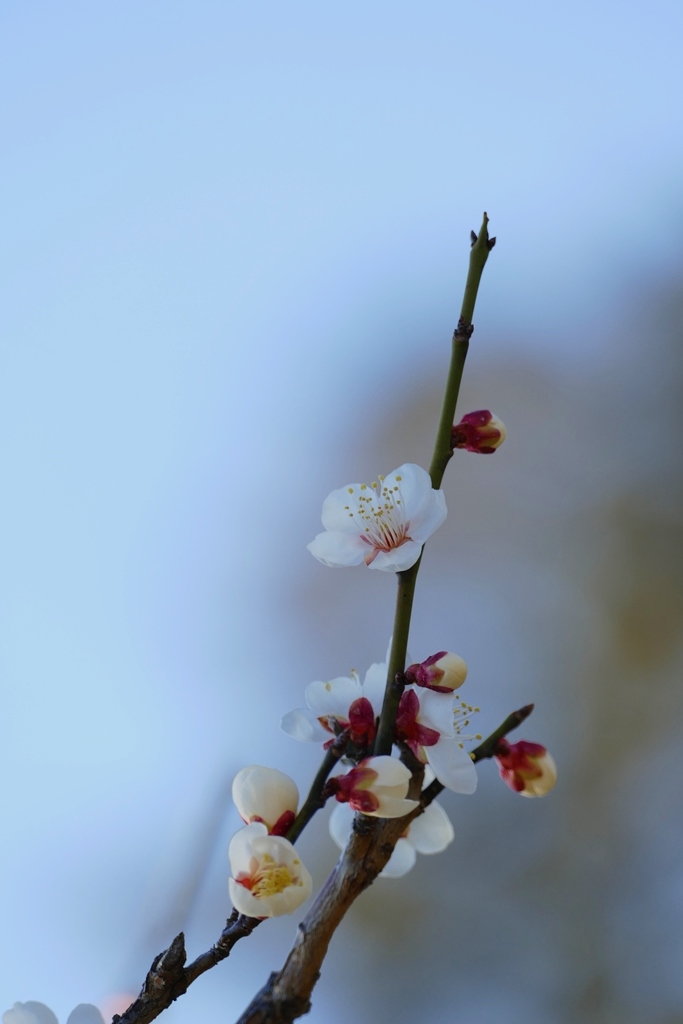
429,212,494,489
373,561,419,755
373,214,494,757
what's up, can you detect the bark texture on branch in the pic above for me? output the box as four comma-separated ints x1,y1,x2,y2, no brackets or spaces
113,913,261,1024
235,812,415,1024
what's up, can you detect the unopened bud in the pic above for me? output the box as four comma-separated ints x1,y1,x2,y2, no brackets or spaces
494,739,557,797
451,410,506,454
326,756,419,818
232,765,299,835
405,651,468,693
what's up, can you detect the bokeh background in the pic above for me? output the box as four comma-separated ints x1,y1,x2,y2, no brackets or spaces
2,2,683,1022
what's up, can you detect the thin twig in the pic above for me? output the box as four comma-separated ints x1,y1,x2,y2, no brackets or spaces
422,703,535,806
374,213,494,756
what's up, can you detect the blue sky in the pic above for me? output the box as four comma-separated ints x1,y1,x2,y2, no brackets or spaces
2,2,682,1020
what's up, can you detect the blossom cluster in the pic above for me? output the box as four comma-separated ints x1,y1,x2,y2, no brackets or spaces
220,453,556,919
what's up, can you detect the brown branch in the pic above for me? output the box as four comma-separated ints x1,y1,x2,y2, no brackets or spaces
112,914,260,1024
234,814,416,1024
112,736,349,1024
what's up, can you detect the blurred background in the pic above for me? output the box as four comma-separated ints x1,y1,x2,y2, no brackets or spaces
1,2,682,1022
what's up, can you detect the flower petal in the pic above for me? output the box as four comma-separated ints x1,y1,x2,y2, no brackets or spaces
3,1006,59,1024
361,661,387,713
367,795,420,818
229,876,267,918
319,483,367,532
307,531,368,567
280,709,328,742
407,801,454,854
369,540,423,573
305,675,362,715
416,688,457,737
229,821,268,866
383,464,433,520
66,1008,105,1024
380,838,417,878
407,487,448,544
363,755,412,787
426,738,478,794
232,765,299,830
328,802,355,851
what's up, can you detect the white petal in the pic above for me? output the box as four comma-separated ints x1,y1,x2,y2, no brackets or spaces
280,709,327,742
363,755,412,787
3,1006,58,1024
416,688,456,736
369,540,423,572
361,661,387,714
407,801,454,854
305,675,362,715
307,531,367,567
366,795,420,818
320,483,367,532
380,838,417,878
66,1007,105,1024
229,876,266,917
232,765,299,828
228,821,268,872
248,831,298,865
426,739,478,794
328,802,355,850
408,488,448,544
383,464,433,520
256,871,312,916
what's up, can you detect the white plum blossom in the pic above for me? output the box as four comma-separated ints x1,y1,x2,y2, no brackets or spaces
3,1005,104,1024
282,647,481,796
228,822,312,918
329,798,454,878
232,765,299,836
281,660,386,750
327,756,419,817
395,687,479,794
307,463,447,572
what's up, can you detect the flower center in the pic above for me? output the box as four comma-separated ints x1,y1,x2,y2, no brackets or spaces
343,476,411,561
241,854,302,898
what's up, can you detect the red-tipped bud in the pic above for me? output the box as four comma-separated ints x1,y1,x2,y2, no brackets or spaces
405,652,468,693
232,765,299,835
326,756,419,818
494,739,557,797
451,410,506,454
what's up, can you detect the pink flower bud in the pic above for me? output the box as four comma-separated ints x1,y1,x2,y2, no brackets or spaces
326,756,419,817
405,651,468,693
451,410,506,454
494,739,557,797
